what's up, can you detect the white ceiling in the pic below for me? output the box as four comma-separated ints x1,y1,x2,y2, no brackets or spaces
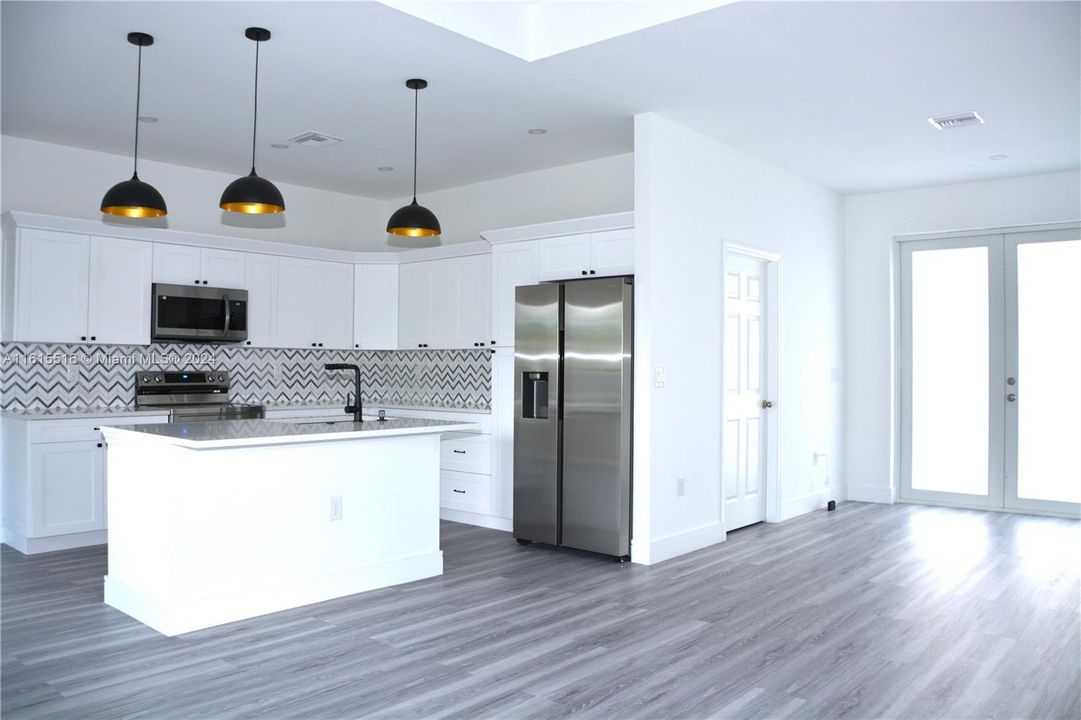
3,1,1078,199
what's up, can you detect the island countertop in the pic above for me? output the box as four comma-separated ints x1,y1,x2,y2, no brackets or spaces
101,417,479,449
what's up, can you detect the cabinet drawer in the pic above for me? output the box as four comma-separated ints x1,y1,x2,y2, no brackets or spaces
440,432,492,474
440,471,491,514
28,415,169,444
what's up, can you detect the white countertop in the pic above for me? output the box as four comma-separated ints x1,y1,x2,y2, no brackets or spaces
1,406,171,420
101,417,479,449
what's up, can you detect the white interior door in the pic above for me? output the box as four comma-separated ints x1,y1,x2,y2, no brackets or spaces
900,227,1080,517
1004,229,1081,515
723,253,769,530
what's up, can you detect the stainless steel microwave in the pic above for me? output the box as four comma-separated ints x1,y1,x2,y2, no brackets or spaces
151,283,248,343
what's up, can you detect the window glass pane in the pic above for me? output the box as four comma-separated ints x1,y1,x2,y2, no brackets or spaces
910,247,989,495
1016,239,1081,503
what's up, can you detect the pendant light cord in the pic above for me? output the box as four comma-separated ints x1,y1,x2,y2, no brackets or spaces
412,86,418,200
251,39,260,173
132,43,142,177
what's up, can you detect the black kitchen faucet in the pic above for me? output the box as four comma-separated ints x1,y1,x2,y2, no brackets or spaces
324,364,363,423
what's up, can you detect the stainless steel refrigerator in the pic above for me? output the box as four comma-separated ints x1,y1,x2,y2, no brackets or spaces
513,276,633,560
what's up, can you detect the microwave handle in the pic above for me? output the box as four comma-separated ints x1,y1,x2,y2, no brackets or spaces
223,294,231,335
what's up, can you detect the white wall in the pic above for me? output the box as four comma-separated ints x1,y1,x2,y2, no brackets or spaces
386,153,633,246
633,112,845,565
844,170,1081,503
1,136,388,252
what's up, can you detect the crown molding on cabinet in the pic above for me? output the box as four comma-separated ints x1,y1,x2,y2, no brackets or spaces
480,211,634,245
2,212,498,266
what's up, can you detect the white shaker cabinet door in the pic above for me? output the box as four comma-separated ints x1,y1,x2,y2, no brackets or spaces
14,229,91,343
275,257,317,348
398,263,431,349
87,236,153,345
354,264,399,350
201,248,246,288
152,243,202,286
590,228,634,277
427,262,460,349
491,241,538,347
243,253,278,348
316,261,355,350
30,440,105,537
456,254,492,348
537,233,590,281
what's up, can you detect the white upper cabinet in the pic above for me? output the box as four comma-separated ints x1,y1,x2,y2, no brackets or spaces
317,261,355,350
457,254,492,348
152,244,201,285
398,263,432,349
398,256,491,350
275,257,353,349
491,241,539,347
153,244,245,287
538,233,591,281
87,236,153,345
201,248,246,288
589,228,635,277
242,254,278,348
11,229,91,343
536,230,634,282
354,264,399,350
427,261,460,349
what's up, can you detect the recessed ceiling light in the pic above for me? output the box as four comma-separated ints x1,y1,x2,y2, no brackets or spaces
927,111,985,130
989,154,1008,161
527,128,547,135
378,166,394,172
138,115,158,123
270,143,289,150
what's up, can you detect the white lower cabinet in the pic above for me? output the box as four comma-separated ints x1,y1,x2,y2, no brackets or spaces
1,413,169,553
31,440,105,536
440,470,491,514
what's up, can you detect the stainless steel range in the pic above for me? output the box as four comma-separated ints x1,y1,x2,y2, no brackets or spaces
134,370,265,422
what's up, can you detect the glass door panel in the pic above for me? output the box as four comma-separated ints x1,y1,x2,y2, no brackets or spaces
1005,231,1081,515
900,235,1004,508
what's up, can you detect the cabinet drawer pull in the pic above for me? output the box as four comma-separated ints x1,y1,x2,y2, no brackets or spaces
452,449,466,454
453,488,466,494
96,443,103,448
93,427,100,431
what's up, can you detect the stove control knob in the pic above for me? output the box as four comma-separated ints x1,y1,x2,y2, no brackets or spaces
155,375,163,383
141,375,150,383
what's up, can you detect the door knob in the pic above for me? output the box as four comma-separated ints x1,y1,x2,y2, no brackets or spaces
1007,393,1017,402
761,400,773,409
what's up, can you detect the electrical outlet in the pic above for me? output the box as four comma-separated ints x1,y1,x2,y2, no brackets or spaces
654,367,666,388
676,477,686,496
330,495,342,521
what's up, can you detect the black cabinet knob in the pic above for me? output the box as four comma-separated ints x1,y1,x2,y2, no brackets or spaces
479,342,485,346
581,270,587,275
246,341,251,345
354,344,359,348
90,336,96,341
311,343,317,347
96,443,103,448
492,340,497,345
93,427,100,431
202,280,208,285
589,270,596,275
194,280,200,284
318,343,324,347
80,336,86,341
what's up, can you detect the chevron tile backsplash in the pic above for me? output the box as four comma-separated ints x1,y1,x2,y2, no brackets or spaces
0,342,491,412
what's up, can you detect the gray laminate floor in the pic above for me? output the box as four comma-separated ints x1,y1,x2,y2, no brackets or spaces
2,502,1079,719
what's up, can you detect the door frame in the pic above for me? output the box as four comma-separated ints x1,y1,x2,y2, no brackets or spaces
893,221,1081,518
722,244,783,525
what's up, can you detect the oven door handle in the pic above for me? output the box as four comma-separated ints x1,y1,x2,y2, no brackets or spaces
223,293,231,336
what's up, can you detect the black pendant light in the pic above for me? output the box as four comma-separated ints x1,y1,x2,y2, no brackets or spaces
101,32,167,218
387,79,440,237
220,27,284,214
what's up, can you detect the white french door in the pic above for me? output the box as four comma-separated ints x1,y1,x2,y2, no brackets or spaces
900,227,1081,516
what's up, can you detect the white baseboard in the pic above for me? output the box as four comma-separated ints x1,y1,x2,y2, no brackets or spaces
780,490,830,521
440,508,512,532
105,550,444,637
648,522,726,565
2,528,107,555
847,482,896,504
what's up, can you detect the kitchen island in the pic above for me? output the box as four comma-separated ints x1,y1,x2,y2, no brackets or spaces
99,416,478,636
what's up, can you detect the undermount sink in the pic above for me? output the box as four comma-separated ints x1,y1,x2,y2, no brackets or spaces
290,416,384,426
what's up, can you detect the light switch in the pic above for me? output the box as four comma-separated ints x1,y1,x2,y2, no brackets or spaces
654,367,666,388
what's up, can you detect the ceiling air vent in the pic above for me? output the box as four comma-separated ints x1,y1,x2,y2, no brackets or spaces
927,111,985,130
286,131,344,147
